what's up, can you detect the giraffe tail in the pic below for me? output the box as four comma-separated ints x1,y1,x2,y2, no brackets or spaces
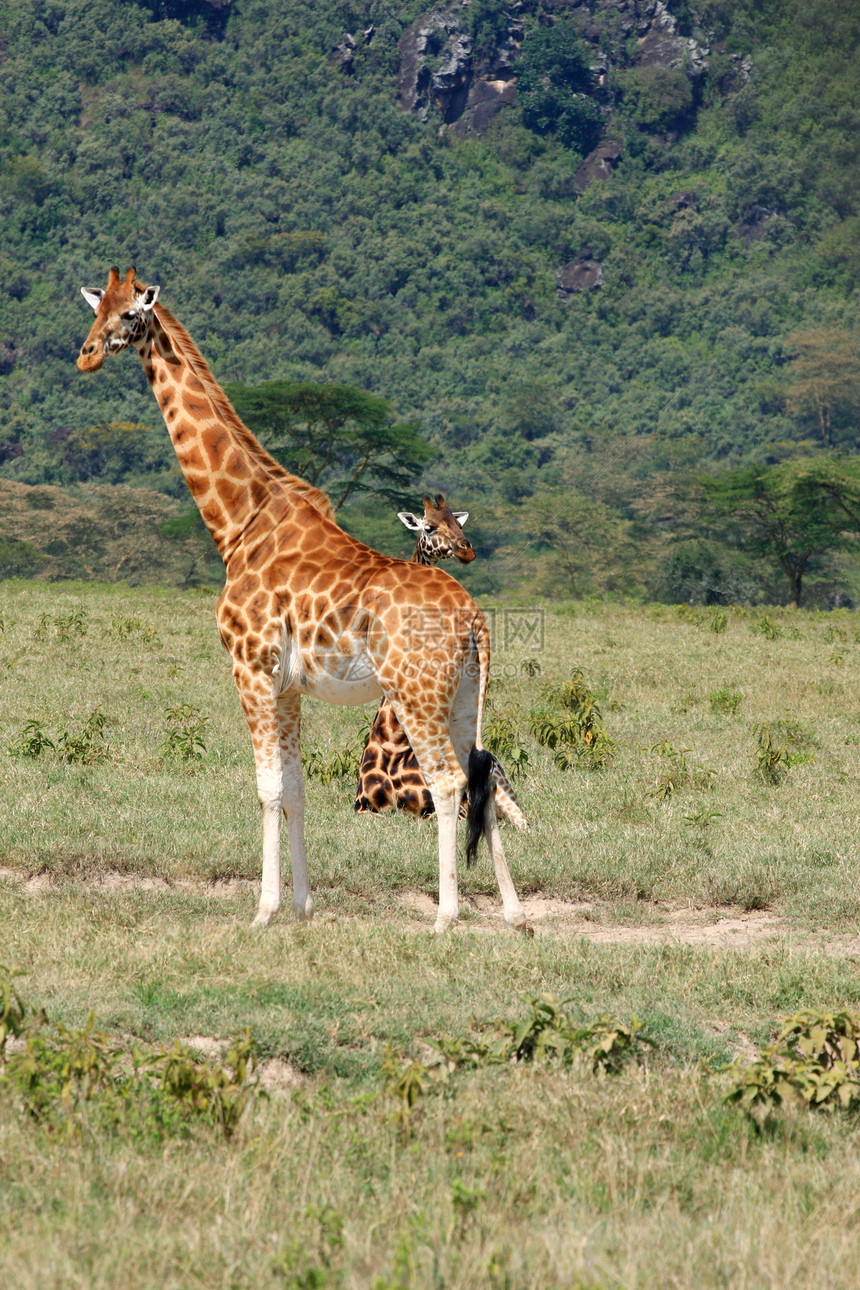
465,747,494,867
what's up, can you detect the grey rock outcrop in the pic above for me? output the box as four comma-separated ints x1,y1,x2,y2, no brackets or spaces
573,140,623,192
397,7,476,123
633,0,709,75
733,206,771,245
397,2,525,132
330,24,374,75
557,255,604,295
396,0,720,143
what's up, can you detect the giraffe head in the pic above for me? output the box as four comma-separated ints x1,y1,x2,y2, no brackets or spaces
397,493,474,564
77,266,160,372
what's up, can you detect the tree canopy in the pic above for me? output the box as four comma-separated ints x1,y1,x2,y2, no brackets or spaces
225,380,435,512
0,0,859,602
700,458,860,608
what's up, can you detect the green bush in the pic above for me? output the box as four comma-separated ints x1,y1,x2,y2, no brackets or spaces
619,63,694,132
726,1010,860,1118
9,708,108,763
433,994,649,1074
483,705,530,778
304,743,362,785
57,708,108,764
709,685,742,716
162,704,209,762
529,669,616,769
0,985,261,1143
0,965,27,1060
646,740,716,800
516,23,603,153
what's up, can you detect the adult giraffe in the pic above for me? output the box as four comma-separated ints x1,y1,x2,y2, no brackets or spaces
355,494,528,830
76,268,528,934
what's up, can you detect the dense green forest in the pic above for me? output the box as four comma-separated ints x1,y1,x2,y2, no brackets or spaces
1,0,859,604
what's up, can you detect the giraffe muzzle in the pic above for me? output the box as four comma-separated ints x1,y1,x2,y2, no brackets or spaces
77,343,105,373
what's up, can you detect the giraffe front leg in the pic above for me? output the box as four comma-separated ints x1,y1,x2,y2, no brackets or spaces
430,773,466,933
252,745,283,929
235,669,283,928
277,692,313,923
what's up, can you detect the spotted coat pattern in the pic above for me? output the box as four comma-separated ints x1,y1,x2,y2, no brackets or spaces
76,268,528,934
354,496,527,833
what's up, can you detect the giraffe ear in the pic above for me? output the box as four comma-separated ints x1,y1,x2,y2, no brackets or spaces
397,512,423,531
453,512,469,527
81,287,104,312
139,285,160,310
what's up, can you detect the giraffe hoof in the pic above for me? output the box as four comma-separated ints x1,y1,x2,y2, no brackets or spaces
292,898,315,923
434,913,458,934
251,906,277,929
506,913,533,936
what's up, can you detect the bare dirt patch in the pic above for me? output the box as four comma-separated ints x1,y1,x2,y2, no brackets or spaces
0,867,255,898
4,867,859,956
101,873,171,892
179,1036,304,1091
400,889,860,955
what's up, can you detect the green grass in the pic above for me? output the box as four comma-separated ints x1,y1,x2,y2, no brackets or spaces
2,582,860,1288
1,582,859,924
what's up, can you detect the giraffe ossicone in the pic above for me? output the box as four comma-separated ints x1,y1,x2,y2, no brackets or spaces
355,495,528,831
76,268,530,934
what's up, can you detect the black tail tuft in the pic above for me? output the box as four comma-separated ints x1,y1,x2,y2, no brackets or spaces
465,747,494,867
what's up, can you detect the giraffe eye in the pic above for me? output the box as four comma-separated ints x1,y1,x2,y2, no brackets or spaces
424,525,437,534
121,310,137,322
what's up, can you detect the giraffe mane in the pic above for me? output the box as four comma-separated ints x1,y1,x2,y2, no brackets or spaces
152,301,334,519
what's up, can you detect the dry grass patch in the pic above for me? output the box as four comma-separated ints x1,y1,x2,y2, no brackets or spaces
3,585,860,1286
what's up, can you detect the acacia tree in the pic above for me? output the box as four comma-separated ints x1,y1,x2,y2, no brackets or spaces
224,380,434,513
784,328,860,448
504,483,636,598
701,458,860,608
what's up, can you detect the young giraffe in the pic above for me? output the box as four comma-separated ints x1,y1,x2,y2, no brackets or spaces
76,268,529,934
355,495,528,831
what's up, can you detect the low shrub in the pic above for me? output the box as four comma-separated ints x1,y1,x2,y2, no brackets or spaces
162,703,209,761
304,743,362,784
0,978,260,1143
9,709,109,764
709,685,742,716
726,1010,860,1118
433,994,649,1074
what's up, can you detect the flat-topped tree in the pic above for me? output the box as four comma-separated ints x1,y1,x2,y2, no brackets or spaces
76,267,529,934
225,378,435,513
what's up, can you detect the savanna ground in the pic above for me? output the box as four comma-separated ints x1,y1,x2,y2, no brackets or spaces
2,580,860,1289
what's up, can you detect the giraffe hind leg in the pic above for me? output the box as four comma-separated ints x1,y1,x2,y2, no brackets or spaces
385,703,466,931
277,692,313,922
466,749,529,932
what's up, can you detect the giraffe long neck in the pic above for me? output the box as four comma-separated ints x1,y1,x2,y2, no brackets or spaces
412,541,434,566
136,307,330,560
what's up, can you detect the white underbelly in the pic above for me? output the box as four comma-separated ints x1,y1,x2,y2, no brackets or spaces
280,635,383,706
300,671,383,706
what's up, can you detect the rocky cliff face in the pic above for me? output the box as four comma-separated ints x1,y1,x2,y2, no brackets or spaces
396,3,522,130
395,0,717,142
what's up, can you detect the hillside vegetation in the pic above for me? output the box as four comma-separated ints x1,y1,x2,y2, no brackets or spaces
1,0,859,600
